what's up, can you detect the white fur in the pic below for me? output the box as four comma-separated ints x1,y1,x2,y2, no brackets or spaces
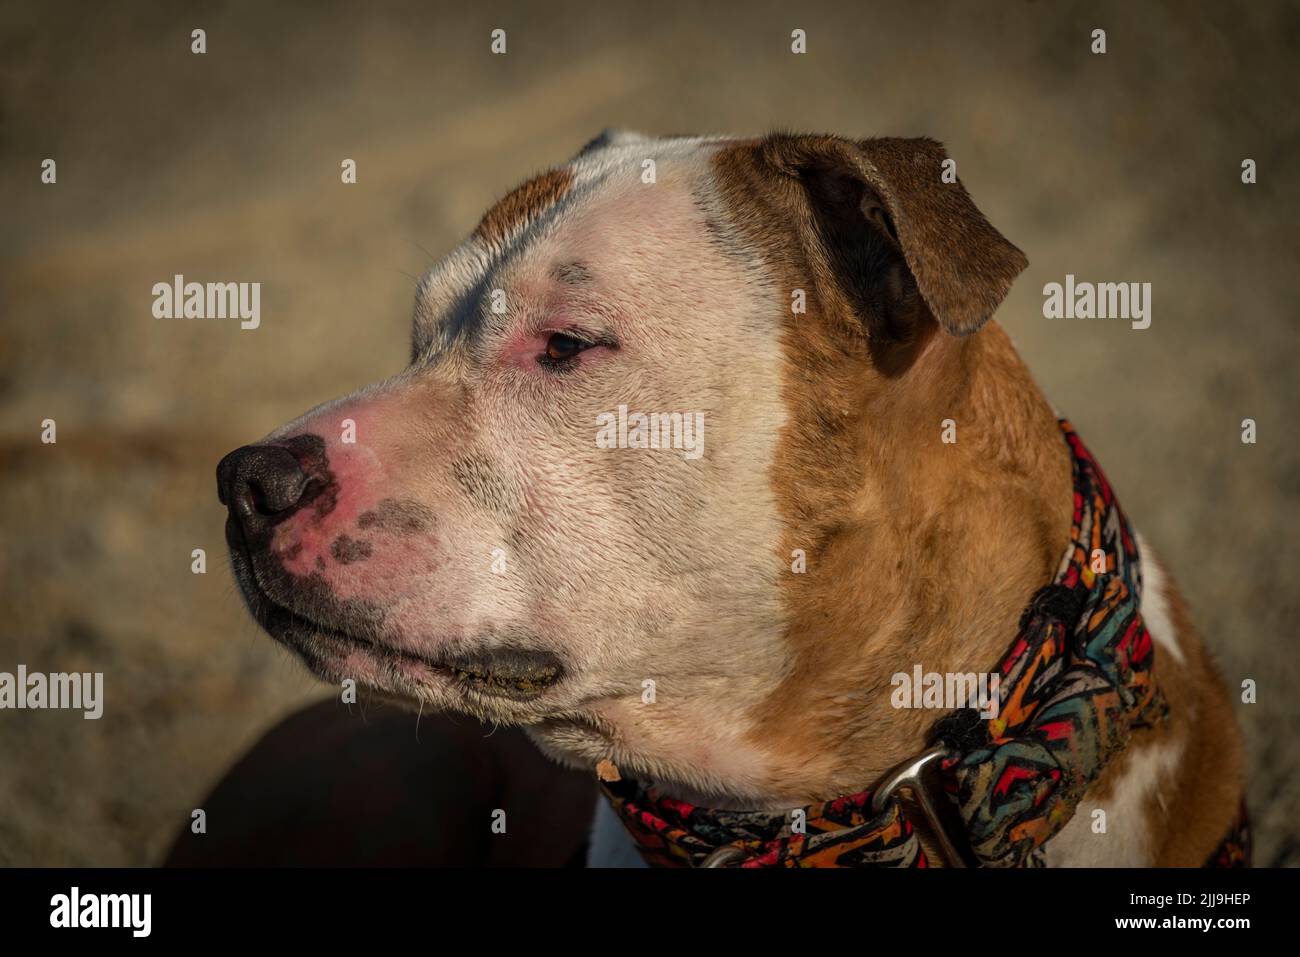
1136,531,1185,665
272,132,798,802
1044,737,1184,866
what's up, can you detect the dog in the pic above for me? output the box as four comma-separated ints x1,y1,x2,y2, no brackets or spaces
217,130,1246,867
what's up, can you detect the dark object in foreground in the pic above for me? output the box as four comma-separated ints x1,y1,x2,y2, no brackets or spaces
164,699,595,866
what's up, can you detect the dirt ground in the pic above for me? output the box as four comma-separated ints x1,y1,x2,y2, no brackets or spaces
1,0,1297,866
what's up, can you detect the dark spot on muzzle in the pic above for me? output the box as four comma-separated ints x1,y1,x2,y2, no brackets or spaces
357,498,436,534
330,535,373,564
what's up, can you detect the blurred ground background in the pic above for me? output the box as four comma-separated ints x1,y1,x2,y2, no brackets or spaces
1,0,1297,866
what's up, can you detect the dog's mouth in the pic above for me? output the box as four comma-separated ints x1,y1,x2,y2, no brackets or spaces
227,537,564,702
264,595,564,701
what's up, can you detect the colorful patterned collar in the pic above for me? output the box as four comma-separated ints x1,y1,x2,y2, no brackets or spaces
599,421,1247,868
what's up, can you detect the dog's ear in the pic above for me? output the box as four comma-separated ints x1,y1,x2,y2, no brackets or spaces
761,134,1027,339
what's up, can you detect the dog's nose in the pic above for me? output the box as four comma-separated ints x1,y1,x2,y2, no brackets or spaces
216,444,314,533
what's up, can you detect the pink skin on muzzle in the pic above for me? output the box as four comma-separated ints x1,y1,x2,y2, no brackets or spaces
267,399,443,612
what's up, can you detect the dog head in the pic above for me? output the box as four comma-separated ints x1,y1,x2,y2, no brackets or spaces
218,131,1043,803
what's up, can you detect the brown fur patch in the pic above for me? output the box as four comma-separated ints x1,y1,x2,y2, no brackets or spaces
709,135,1071,801
711,134,1243,860
474,167,574,247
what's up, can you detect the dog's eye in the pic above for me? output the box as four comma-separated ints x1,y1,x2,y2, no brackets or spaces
542,332,591,364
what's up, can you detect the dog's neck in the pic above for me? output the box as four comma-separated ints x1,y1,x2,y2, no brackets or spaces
670,322,1074,811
